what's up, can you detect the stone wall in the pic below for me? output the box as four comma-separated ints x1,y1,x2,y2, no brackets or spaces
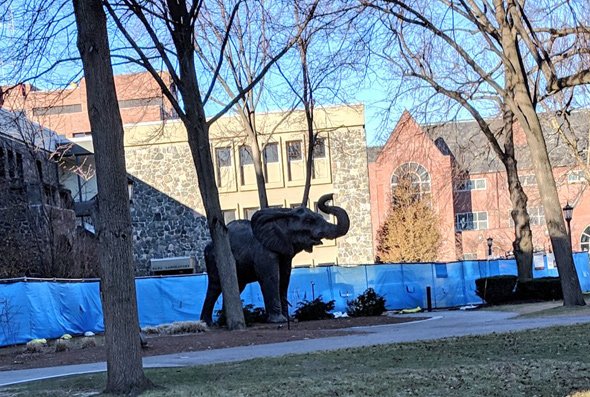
331,127,374,264
125,143,210,274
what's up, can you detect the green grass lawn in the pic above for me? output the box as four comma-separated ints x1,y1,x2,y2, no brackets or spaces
3,323,590,397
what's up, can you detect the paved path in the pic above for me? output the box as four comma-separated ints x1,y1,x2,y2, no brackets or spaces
1,309,590,387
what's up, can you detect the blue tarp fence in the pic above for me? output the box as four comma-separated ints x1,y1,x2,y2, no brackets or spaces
1,253,589,346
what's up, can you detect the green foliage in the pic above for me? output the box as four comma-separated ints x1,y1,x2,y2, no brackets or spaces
475,276,518,304
293,296,335,321
346,288,387,317
517,277,563,301
216,303,267,327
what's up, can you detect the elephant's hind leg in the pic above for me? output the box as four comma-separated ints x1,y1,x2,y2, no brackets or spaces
200,283,221,326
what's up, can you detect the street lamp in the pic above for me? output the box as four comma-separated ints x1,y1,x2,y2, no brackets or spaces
487,237,493,258
563,202,573,246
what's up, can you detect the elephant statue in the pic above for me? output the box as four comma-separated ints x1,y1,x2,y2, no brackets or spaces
200,193,349,325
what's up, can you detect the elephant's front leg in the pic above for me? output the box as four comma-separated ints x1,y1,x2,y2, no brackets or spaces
258,269,287,323
279,258,293,319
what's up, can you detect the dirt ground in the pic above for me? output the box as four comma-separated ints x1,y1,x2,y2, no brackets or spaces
0,314,422,372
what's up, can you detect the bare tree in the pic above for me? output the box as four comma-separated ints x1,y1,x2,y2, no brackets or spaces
73,0,153,393
365,0,588,305
277,1,369,206
103,0,320,328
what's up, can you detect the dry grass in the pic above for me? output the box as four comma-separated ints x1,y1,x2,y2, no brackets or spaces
4,322,590,396
141,320,208,335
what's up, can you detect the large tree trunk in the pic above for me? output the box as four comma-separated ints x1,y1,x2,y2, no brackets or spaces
498,6,585,305
501,109,533,281
167,0,245,329
505,157,533,281
73,0,153,393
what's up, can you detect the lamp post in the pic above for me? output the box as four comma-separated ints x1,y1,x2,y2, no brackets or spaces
487,237,493,258
563,202,573,248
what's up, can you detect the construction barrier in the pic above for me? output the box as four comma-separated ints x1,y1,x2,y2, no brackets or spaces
0,253,588,346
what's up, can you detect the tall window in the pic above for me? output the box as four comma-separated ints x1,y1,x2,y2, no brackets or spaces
239,145,253,165
286,140,303,181
215,147,232,186
391,162,431,199
243,207,259,220
455,212,488,231
287,140,303,161
581,226,590,252
263,143,278,163
222,209,236,224
312,137,326,159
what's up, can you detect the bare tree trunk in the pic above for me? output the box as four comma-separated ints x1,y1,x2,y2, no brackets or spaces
502,109,533,281
499,14,585,305
167,0,245,329
237,108,268,208
299,39,314,207
73,0,153,393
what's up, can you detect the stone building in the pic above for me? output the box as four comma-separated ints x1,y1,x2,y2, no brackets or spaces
0,109,97,278
122,104,374,269
369,110,590,261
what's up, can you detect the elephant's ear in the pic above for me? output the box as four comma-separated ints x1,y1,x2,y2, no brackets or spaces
251,209,294,257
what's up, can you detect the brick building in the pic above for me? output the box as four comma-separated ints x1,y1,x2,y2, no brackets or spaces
369,111,590,262
1,72,176,138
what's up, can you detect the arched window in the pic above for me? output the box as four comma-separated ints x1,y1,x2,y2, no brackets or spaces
581,225,590,252
391,162,431,199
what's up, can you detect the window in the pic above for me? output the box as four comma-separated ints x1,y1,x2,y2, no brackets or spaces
243,207,259,220
7,150,14,178
581,225,590,252
455,212,488,231
519,174,537,186
222,209,236,224
391,162,431,200
36,160,43,182
263,143,278,163
455,178,486,192
287,140,303,161
314,202,330,221
312,137,326,159
509,207,545,226
568,170,585,184
239,145,253,166
118,97,161,109
463,253,477,260
15,153,23,179
32,104,82,116
216,147,232,168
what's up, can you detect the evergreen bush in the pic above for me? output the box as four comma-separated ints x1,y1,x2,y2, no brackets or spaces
346,288,387,317
475,275,518,304
216,303,267,326
293,297,335,321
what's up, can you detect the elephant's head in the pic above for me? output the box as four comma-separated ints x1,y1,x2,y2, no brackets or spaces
251,193,350,257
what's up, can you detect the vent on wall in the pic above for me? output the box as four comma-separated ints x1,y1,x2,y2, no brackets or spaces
150,256,197,275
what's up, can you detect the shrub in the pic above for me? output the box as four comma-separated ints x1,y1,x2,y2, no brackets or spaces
55,339,70,352
216,303,267,327
475,275,518,305
293,297,335,322
516,277,563,301
346,288,387,317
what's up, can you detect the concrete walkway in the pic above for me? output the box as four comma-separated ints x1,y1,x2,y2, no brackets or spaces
1,309,590,387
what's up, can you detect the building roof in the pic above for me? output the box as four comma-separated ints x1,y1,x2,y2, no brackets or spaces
0,108,60,152
369,109,590,174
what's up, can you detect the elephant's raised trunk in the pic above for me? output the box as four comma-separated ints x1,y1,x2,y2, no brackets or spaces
318,193,350,239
